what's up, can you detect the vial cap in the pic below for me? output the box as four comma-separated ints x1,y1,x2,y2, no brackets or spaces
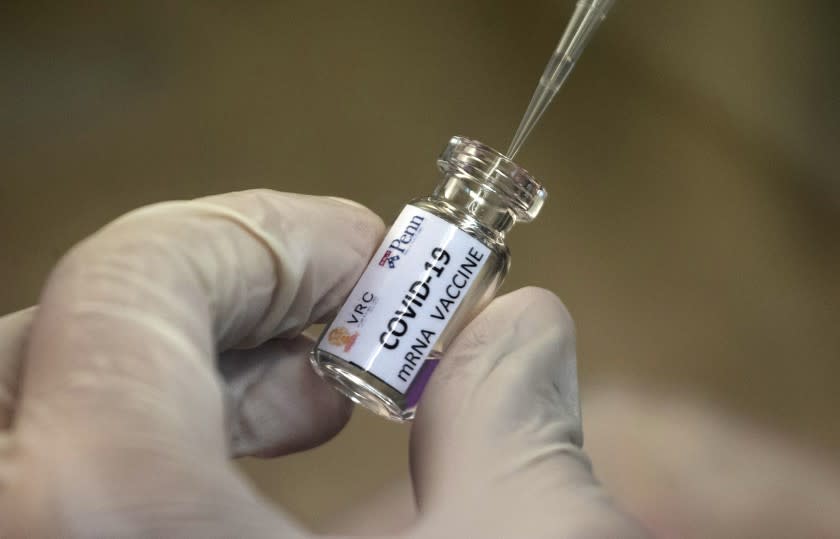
437,136,547,222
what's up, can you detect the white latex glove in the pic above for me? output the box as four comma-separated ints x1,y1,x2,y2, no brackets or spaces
0,190,644,537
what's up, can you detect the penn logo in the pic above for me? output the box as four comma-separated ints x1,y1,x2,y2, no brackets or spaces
377,214,424,269
378,250,400,268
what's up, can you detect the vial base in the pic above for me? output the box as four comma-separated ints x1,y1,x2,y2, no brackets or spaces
310,349,420,422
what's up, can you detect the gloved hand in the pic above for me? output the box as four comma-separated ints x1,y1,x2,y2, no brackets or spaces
0,190,644,537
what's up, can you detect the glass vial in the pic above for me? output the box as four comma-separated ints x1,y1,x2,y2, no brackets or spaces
311,136,546,422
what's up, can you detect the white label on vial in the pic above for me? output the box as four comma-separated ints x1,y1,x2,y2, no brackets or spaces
318,205,490,395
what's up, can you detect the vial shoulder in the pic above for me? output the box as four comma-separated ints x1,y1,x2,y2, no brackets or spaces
407,197,511,260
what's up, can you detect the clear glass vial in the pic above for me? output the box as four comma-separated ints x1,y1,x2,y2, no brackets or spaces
311,136,546,422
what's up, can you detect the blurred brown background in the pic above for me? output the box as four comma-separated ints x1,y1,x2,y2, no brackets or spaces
2,0,838,531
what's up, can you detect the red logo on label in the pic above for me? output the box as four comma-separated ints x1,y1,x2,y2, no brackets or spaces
327,327,359,352
378,250,400,269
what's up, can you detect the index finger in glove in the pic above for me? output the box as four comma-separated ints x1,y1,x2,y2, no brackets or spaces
17,190,384,454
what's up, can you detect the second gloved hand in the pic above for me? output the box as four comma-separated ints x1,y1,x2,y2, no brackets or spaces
409,286,643,537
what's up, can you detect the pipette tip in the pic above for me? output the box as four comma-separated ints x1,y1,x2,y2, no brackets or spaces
505,0,615,158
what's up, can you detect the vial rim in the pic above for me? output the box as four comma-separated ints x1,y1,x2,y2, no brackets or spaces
436,135,547,222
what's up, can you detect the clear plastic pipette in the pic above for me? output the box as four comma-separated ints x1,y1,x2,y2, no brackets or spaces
507,0,616,159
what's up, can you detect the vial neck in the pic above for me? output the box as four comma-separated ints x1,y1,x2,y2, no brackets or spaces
433,176,517,238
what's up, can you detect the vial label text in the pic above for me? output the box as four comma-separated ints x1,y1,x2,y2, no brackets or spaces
317,206,490,394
